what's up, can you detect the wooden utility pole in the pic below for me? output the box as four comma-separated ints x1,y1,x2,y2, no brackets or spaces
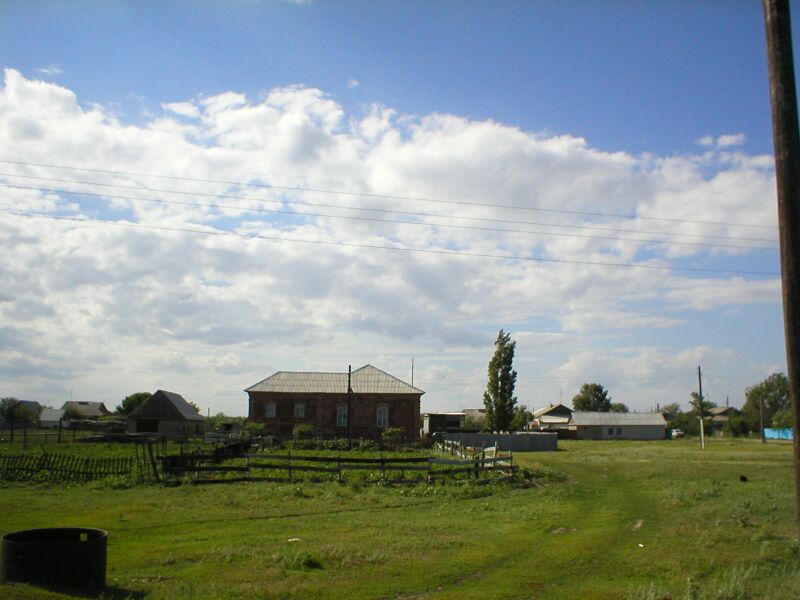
347,364,352,445
764,0,800,529
697,366,705,450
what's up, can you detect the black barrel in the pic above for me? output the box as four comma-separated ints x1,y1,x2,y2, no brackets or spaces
1,528,107,591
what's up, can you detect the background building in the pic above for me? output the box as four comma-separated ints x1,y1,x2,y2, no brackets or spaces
246,364,424,441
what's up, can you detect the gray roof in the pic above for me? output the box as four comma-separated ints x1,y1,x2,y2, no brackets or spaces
245,364,425,395
570,412,666,426
129,390,205,422
533,403,573,418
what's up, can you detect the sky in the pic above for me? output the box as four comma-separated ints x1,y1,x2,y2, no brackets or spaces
0,1,792,416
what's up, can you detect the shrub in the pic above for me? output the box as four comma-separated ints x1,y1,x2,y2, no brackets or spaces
381,427,405,448
292,424,314,442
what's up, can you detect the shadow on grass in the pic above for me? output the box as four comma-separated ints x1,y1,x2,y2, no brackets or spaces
1,582,145,599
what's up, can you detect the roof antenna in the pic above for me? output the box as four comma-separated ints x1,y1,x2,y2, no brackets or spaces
411,356,414,387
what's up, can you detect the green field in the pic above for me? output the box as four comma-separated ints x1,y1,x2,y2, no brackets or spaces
0,439,798,599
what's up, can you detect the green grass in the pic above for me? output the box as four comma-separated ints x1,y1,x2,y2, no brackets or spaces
0,439,797,599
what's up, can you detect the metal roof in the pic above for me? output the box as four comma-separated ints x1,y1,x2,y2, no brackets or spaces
533,403,573,418
245,364,425,395
570,412,666,426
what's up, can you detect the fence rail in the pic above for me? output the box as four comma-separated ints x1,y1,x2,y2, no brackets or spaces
160,450,515,485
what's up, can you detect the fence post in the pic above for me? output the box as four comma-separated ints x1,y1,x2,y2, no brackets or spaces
287,446,292,481
380,452,385,482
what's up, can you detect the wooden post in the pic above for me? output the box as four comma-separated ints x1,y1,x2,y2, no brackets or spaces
764,0,800,531
287,446,292,481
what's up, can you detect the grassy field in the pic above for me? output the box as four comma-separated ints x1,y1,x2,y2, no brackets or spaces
0,438,797,599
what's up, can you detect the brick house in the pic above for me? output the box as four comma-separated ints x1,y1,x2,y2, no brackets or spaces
245,364,424,441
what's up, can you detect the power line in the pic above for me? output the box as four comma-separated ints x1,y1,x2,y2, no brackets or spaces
0,158,779,230
0,172,779,244
1,182,776,252
0,208,780,276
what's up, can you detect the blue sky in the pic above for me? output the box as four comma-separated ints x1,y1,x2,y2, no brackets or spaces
0,1,791,414
1,1,781,154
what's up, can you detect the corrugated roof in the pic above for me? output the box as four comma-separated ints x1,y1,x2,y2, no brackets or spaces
245,364,425,395
533,404,573,418
571,412,666,426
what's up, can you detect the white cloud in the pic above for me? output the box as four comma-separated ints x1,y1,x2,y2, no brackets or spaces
35,65,63,77
347,78,359,89
162,101,200,119
716,133,746,148
0,69,784,414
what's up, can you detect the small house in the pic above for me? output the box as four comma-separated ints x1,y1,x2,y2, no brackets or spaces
246,364,424,441
569,412,666,440
532,403,573,431
39,408,68,429
127,390,206,438
61,401,111,419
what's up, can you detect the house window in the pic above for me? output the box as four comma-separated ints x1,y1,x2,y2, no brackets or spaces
294,402,305,419
608,428,614,435
336,406,348,427
376,405,389,428
616,428,622,435
265,402,276,419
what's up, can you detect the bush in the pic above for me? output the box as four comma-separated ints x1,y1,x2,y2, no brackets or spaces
292,424,314,441
381,427,404,448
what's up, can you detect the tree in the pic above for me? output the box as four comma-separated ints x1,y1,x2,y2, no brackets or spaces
482,330,518,432
0,397,33,425
609,402,629,413
115,392,152,415
772,409,793,430
572,384,611,412
510,406,533,431
661,403,681,419
742,373,790,430
689,391,716,417
0,398,36,441
188,401,202,414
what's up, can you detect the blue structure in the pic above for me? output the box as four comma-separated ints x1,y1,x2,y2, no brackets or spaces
764,428,794,440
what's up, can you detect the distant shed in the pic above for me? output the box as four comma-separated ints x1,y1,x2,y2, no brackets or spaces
422,412,465,435
570,412,666,440
39,408,67,429
127,390,205,438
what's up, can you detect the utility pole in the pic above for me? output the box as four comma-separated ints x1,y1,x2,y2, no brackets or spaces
347,364,352,446
760,391,767,444
764,0,800,530
411,356,414,387
697,366,705,450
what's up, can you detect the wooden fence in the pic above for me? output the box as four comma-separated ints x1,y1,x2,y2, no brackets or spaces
160,451,516,485
0,429,99,446
0,454,134,483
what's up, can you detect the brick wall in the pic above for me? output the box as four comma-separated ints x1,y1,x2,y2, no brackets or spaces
247,391,420,441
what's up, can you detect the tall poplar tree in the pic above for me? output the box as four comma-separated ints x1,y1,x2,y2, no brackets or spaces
483,330,518,431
